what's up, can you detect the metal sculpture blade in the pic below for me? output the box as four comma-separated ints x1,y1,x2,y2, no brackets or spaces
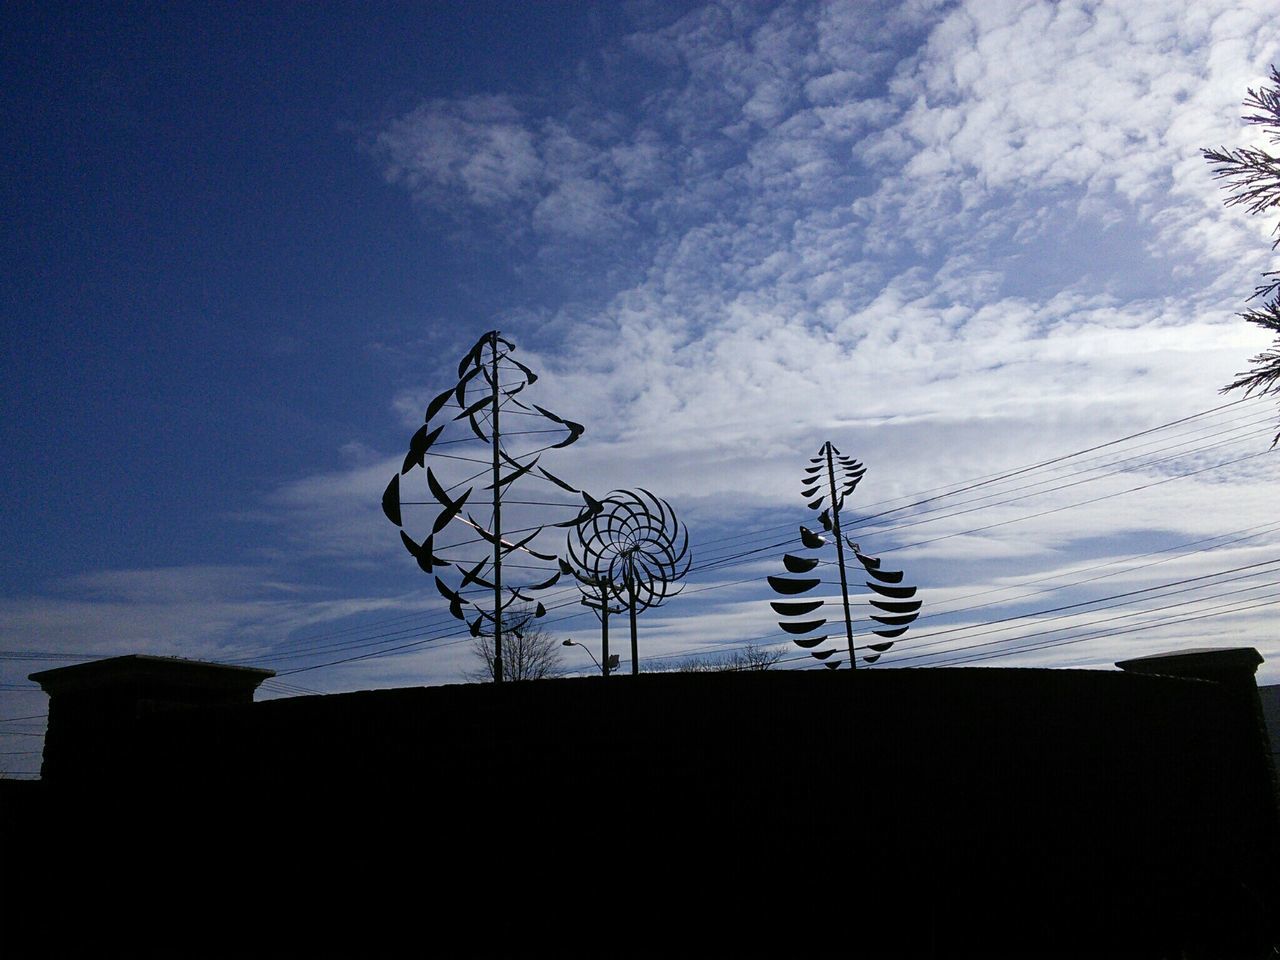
767,575,821,596
770,599,824,617
782,554,820,574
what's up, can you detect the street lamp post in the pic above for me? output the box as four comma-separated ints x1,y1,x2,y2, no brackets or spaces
563,638,605,675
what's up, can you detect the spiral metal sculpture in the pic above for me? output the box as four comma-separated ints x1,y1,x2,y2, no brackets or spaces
562,489,691,675
381,330,599,682
767,442,922,668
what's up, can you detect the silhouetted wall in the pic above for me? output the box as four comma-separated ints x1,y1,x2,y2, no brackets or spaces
7,651,1278,957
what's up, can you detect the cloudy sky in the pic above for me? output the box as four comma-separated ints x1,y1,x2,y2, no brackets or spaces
4,0,1280,773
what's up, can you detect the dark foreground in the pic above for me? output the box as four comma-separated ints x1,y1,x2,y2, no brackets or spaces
3,652,1278,956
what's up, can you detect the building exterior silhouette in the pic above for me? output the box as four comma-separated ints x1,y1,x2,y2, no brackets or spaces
4,647,1277,956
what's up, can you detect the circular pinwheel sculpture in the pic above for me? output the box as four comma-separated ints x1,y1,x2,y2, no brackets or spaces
767,442,922,669
381,330,600,681
562,489,691,675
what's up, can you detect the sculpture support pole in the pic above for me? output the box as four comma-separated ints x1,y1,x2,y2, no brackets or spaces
490,331,504,683
826,442,857,668
600,582,612,677
628,571,639,676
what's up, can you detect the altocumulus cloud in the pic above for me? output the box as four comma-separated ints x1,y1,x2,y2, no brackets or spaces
355,0,1280,678
6,0,1280,712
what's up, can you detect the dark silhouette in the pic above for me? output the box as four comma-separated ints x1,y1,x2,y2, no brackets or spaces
5,648,1277,955
1204,66,1280,442
769,443,922,667
562,488,691,675
464,609,561,682
381,330,597,681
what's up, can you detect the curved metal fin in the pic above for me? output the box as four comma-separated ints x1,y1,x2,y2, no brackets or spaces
550,419,585,449
431,485,472,535
532,404,586,449
382,474,402,527
823,661,841,670
770,599,824,617
399,530,431,573
864,654,881,664
780,619,828,634
539,467,579,494
508,357,538,385
810,649,837,660
455,394,491,421
768,575,821,596
402,423,445,473
425,386,455,424
857,552,904,583
434,576,462,604
807,496,825,511
873,626,909,639
524,570,562,592
870,599,921,614
488,456,539,490
867,581,916,599
791,633,829,649
454,364,482,406
459,558,496,590
871,613,918,627
800,485,820,498
868,642,894,653
458,337,485,378
800,526,826,549
782,554,820,574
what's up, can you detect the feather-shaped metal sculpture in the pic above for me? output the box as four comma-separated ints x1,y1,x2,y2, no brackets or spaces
382,330,599,682
766,442,923,668
564,489,691,675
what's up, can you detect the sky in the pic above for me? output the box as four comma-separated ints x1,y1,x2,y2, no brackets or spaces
4,0,1280,774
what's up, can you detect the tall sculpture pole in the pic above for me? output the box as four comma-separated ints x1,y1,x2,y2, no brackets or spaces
599,582,613,678
489,331,504,681
626,566,640,676
824,441,858,667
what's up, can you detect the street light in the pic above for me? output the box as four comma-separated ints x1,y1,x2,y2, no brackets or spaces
560,640,599,675
563,640,616,675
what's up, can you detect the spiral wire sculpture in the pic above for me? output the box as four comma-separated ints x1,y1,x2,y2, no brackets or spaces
564,489,691,674
382,330,598,682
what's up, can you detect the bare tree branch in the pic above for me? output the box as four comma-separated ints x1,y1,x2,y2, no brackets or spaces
465,610,562,682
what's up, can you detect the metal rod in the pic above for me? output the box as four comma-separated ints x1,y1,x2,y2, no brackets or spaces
490,331,504,683
600,582,611,677
628,570,639,676
826,441,857,668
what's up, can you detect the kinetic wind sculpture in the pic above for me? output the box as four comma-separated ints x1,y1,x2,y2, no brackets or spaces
562,489,691,675
381,330,600,682
767,443,922,668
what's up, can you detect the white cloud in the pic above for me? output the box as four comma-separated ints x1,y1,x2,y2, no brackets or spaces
21,0,1280,710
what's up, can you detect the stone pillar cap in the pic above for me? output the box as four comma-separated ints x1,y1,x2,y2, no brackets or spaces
1115,647,1262,680
30,654,274,696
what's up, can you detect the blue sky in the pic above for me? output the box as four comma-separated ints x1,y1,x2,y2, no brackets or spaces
4,0,1280,772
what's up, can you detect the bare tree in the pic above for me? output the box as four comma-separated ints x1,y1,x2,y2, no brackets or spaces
649,644,785,673
1204,65,1280,442
465,612,562,682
